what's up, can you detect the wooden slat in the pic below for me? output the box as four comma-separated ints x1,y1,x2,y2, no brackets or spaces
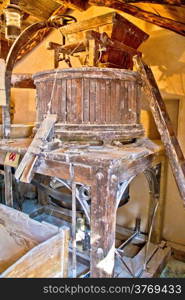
15,114,57,183
141,244,171,278
135,56,185,206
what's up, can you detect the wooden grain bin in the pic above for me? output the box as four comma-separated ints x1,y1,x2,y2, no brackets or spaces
33,67,144,143
0,204,69,278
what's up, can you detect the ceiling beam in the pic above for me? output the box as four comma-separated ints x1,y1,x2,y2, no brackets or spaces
108,0,185,5
53,0,89,11
18,0,60,20
89,0,185,36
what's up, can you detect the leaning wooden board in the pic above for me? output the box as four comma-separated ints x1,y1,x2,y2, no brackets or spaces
15,114,57,183
135,56,185,205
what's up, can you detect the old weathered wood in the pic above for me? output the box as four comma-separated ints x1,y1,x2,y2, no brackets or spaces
141,243,171,278
0,203,59,273
53,0,88,10
4,165,13,207
33,67,144,143
167,241,185,262
90,167,119,277
15,114,57,183
86,30,142,57
60,12,148,42
135,56,185,206
104,0,185,4
18,0,60,20
11,73,35,88
89,0,185,36
58,12,148,69
1,227,70,278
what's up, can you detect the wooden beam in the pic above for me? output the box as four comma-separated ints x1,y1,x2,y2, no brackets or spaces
18,0,60,20
11,73,35,88
53,0,88,11
89,0,185,36
134,56,185,206
99,0,185,6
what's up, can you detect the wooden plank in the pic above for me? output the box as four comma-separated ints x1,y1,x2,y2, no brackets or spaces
35,159,92,185
1,227,70,278
109,1,185,5
167,241,185,262
15,114,57,183
19,0,60,20
141,245,171,278
135,56,185,206
60,12,117,35
53,0,88,10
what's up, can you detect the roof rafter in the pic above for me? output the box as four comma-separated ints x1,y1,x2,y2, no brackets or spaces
89,0,185,36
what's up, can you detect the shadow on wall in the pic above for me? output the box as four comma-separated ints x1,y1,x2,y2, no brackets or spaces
140,30,185,83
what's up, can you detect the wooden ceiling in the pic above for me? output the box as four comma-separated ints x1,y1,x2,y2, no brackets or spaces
0,0,185,59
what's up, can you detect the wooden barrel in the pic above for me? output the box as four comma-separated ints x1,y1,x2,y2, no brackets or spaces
33,67,144,143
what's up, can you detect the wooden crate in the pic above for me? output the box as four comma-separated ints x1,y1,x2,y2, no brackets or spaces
0,204,69,278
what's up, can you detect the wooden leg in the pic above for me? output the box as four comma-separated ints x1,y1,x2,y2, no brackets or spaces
4,166,13,207
90,168,118,277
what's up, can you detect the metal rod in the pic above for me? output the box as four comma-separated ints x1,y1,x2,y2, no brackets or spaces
115,249,135,278
118,231,138,251
143,200,159,271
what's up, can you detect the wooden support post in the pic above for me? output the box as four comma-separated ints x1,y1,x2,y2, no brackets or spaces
60,226,70,278
90,167,118,277
4,166,13,207
134,56,185,206
0,59,13,207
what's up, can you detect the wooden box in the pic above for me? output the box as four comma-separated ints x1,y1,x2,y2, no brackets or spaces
33,67,144,143
0,204,68,278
